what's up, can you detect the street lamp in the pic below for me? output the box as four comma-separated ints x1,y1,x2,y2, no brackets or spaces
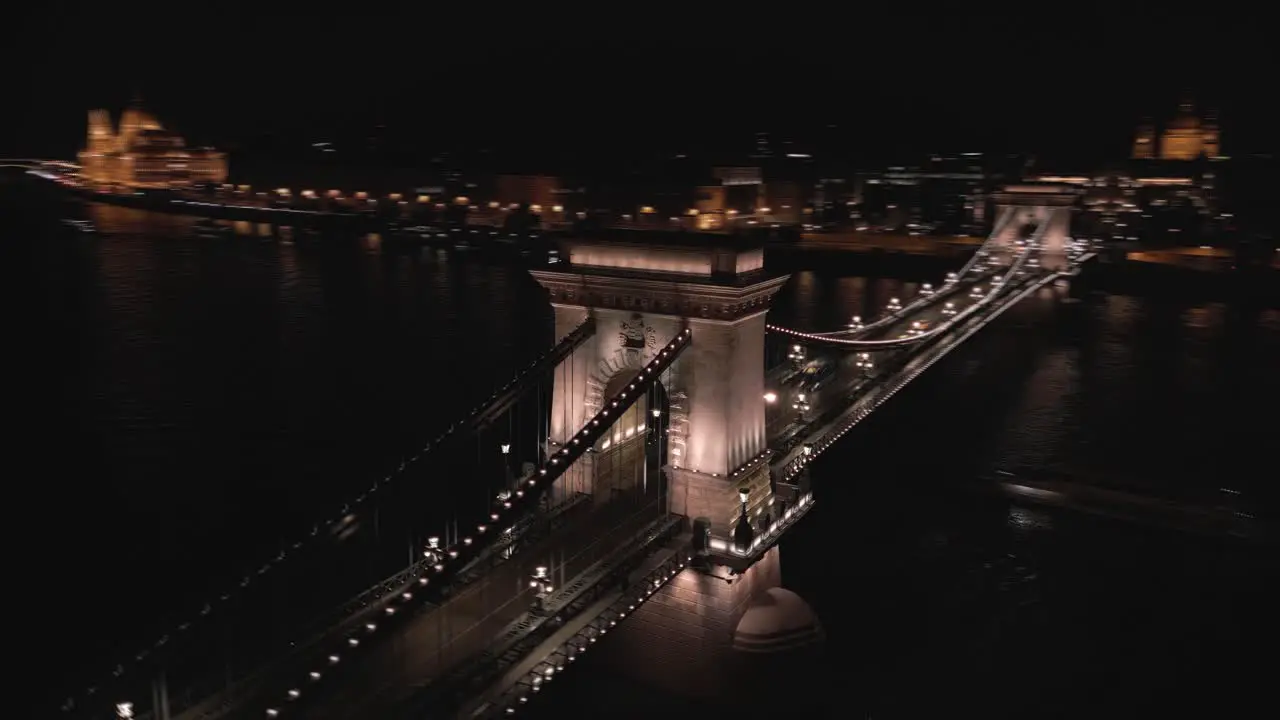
425,535,443,567
498,442,516,494
733,487,755,553
793,392,810,414
116,703,134,719
647,407,664,497
763,392,777,404
530,565,554,611
530,566,552,591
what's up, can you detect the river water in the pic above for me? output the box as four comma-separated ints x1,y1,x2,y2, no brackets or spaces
5,179,1275,716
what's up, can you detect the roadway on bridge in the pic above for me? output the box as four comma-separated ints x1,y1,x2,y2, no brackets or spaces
281,492,664,720
765,251,1041,455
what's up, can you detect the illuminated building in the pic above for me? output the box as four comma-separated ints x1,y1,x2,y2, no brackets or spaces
495,175,560,209
1199,112,1221,158
1131,119,1156,159
855,154,993,236
1131,101,1222,161
77,102,228,191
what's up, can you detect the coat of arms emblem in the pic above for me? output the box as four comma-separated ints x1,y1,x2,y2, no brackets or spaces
619,313,656,350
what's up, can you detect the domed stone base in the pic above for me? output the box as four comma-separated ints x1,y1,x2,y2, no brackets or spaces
732,586,824,653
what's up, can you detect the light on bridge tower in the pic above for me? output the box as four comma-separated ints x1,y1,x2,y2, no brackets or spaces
733,487,755,553
115,702,134,719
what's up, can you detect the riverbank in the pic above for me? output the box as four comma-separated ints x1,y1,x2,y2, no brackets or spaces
1127,245,1280,272
71,186,382,232
787,230,985,258
1077,254,1280,305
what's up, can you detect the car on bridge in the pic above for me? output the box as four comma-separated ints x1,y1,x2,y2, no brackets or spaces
798,360,836,392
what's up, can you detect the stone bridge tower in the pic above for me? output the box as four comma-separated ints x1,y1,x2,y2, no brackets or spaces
530,236,789,538
991,183,1079,271
530,237,828,710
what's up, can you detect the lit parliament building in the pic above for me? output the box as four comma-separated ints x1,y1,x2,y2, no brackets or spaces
78,102,227,191
1131,100,1222,161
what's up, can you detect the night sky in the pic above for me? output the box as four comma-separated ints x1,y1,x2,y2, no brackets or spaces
7,7,1274,166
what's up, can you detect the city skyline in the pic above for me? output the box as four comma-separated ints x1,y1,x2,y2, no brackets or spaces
7,11,1274,163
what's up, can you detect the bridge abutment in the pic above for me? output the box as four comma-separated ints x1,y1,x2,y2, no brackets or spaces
562,545,825,713
575,547,785,702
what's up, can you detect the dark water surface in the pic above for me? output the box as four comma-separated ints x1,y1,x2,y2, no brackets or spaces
5,179,1276,716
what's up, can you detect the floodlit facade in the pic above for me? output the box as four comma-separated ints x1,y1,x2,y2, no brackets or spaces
1131,101,1222,161
78,104,227,191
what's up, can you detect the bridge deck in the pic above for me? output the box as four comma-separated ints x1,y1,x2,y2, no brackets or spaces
771,270,1064,477
466,534,688,719
764,268,1003,449
765,231,1057,473
277,490,663,720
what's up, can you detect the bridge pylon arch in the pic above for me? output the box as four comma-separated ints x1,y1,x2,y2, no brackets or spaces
991,183,1079,271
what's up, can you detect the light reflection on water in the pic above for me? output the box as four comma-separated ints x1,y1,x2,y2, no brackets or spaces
1007,505,1053,533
